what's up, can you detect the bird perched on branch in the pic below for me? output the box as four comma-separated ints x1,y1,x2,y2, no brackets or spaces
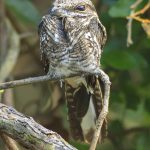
38,0,110,144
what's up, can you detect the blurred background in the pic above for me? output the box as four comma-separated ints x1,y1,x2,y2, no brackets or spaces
0,0,150,149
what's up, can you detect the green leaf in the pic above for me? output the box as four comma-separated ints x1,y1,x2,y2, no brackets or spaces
124,83,140,110
136,132,150,150
108,0,135,17
109,120,124,135
5,0,41,24
102,49,147,70
145,99,150,113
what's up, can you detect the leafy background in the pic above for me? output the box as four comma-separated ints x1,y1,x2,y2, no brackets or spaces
0,0,150,149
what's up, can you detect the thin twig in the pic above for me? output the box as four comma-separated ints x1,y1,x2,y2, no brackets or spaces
126,0,143,46
0,75,52,90
131,1,150,16
131,0,143,9
127,0,150,46
89,70,111,150
127,11,134,47
127,1,150,23
128,16,150,23
0,73,100,90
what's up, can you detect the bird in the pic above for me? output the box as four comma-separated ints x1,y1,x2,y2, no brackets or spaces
38,0,110,143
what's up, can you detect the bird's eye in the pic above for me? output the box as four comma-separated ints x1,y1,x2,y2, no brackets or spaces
75,5,86,11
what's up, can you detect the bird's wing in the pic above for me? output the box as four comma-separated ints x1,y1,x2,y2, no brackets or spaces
38,15,67,73
97,21,107,49
88,17,107,50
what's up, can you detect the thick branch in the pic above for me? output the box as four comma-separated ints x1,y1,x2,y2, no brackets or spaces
0,103,77,150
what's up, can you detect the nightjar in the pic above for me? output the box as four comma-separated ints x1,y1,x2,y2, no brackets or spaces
38,0,110,143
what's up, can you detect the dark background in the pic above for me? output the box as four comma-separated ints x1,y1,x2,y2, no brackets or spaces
0,0,150,149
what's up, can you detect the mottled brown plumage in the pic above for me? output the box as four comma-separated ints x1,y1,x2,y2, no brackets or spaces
38,0,110,144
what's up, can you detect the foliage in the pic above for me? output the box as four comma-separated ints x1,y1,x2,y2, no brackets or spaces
1,0,150,150
5,0,41,24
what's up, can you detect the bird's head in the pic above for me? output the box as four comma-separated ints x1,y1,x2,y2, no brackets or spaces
50,0,98,18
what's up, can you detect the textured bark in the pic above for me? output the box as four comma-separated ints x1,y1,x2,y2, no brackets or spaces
0,103,77,150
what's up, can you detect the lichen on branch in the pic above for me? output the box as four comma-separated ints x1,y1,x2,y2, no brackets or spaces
0,103,77,150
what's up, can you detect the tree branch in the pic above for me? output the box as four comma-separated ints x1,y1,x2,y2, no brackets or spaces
0,75,52,90
0,103,77,150
126,0,143,46
0,73,101,90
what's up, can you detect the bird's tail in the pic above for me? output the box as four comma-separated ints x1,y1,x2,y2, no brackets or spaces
65,76,107,143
